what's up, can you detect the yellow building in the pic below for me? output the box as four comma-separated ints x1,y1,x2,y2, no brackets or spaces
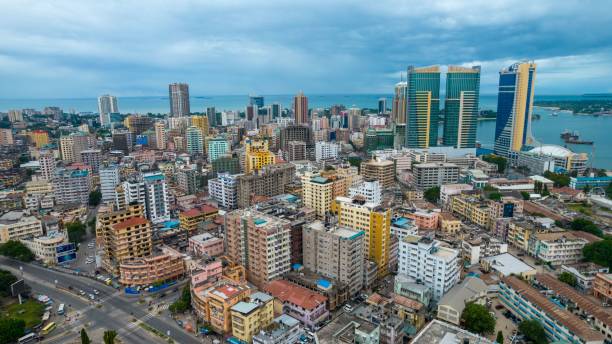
230,292,274,342
302,172,333,219
245,139,276,173
507,220,543,252
29,130,49,148
192,283,251,334
333,196,391,277
438,212,461,234
450,195,490,228
191,115,210,136
179,205,219,234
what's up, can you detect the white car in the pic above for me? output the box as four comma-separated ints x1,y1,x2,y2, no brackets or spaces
343,304,353,312
79,290,85,295
93,289,99,295
88,294,95,300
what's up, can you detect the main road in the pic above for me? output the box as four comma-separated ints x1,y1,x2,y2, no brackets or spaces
0,257,201,344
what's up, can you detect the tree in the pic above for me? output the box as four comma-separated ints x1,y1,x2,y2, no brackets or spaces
542,184,550,196
558,272,577,287
0,269,18,296
543,171,570,187
482,154,507,174
460,302,496,335
570,218,603,238
0,240,35,262
88,190,102,206
81,328,91,344
66,220,87,244
424,186,440,203
496,330,504,344
169,285,192,314
103,330,118,344
583,239,612,269
488,192,502,201
518,319,547,344
0,318,25,344
521,191,530,200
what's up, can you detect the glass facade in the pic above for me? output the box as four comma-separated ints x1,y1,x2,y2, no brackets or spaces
443,66,480,148
405,66,440,148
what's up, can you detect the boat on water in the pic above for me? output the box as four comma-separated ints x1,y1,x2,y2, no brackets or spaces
551,111,559,116
560,130,593,145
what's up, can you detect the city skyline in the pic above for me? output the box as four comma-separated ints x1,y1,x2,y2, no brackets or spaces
1,1,611,98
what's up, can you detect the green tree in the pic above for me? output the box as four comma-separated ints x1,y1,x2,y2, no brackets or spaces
570,218,603,238
169,285,192,314
424,186,440,203
543,171,570,187
521,191,530,200
482,154,507,174
488,192,502,201
583,239,612,269
496,330,504,344
0,269,18,296
558,272,577,287
542,184,550,196
460,302,496,335
0,240,35,262
0,318,25,344
88,190,102,206
103,330,118,344
81,328,91,344
518,319,547,344
66,220,87,243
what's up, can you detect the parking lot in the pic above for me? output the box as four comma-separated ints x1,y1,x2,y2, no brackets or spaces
490,298,518,342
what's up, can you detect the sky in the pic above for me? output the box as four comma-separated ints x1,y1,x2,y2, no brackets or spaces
1,0,611,98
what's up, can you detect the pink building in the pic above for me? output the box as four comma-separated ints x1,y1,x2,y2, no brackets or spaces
406,210,439,230
264,280,329,330
189,233,224,257
189,258,223,288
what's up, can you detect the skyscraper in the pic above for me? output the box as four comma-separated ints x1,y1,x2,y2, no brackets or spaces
249,95,264,108
494,62,537,157
185,126,204,155
206,107,216,127
98,94,118,127
293,91,308,125
405,66,440,148
154,122,166,150
443,66,481,148
169,83,190,117
378,98,387,115
391,81,407,124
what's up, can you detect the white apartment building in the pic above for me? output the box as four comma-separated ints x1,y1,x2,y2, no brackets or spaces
53,168,91,205
38,151,56,181
118,172,170,224
398,235,460,300
349,180,382,205
186,126,204,155
100,165,120,203
528,232,590,266
413,163,460,189
0,211,43,243
315,141,340,162
440,184,474,208
208,173,239,209
80,149,101,173
20,231,71,265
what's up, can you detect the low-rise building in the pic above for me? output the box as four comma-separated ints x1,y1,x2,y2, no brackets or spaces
438,212,460,234
361,158,395,189
179,204,218,234
412,319,493,344
405,209,439,230
315,312,380,344
560,263,609,293
528,231,595,266
264,279,329,330
481,253,536,280
230,292,275,343
0,211,43,243
413,163,460,189
437,277,488,325
188,233,224,257
118,246,184,286
20,231,74,265
393,274,432,307
594,273,612,304
252,314,304,344
440,184,473,208
461,234,508,266
192,283,252,334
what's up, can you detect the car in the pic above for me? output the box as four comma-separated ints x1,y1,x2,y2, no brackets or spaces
176,320,183,327
88,294,95,300
93,289,99,295
79,290,85,295
343,304,353,312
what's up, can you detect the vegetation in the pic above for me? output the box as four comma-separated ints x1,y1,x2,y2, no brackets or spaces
479,110,497,119
567,203,593,216
66,220,87,244
424,186,440,204
607,182,612,199
484,184,498,192
583,239,612,269
533,181,550,196
460,302,496,335
0,241,34,262
347,156,362,171
0,318,25,344
496,330,504,344
482,154,507,174
2,300,44,328
521,191,530,200
569,218,603,238
88,190,102,206
534,99,612,115
518,319,548,344
81,328,91,344
169,286,192,314
488,192,502,201
543,171,570,187
0,270,18,297
103,330,118,344
558,272,577,287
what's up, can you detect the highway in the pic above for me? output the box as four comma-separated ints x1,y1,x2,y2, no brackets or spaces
1,257,201,344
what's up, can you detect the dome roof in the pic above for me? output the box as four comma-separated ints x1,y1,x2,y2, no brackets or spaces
528,145,573,158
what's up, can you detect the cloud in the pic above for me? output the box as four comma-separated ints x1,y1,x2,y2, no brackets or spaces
0,0,610,98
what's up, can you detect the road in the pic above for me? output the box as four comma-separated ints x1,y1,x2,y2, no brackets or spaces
1,257,201,344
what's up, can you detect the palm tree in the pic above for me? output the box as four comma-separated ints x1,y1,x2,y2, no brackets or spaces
103,330,118,344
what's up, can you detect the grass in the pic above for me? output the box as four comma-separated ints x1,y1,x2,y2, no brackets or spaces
1,300,45,328
567,203,593,216
139,322,175,344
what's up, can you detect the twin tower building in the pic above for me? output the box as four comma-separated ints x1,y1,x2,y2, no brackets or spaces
391,61,537,157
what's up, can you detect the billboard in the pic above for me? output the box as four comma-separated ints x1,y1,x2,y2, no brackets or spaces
56,243,76,264
56,243,75,254
10,279,26,296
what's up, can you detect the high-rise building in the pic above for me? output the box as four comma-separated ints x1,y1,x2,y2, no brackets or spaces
315,141,340,162
226,209,291,288
100,165,120,203
206,107,216,127
29,130,49,148
176,166,199,194
279,125,313,152
7,109,23,123
186,126,204,155
117,172,170,224
334,196,392,277
125,115,154,135
249,95,264,108
112,129,133,154
302,173,334,219
53,168,91,205
169,82,190,117
405,65,440,148
398,235,460,300
392,81,408,124
207,137,230,162
98,94,118,127
494,62,537,157
0,129,14,145
349,181,382,205
361,158,394,189
154,122,167,150
302,221,364,295
285,141,306,161
293,91,308,125
236,163,295,208
244,139,275,173
80,149,101,173
208,172,239,209
191,115,209,136
443,66,481,148
270,103,281,118
378,98,387,115
60,133,93,163
38,151,55,181
413,163,461,189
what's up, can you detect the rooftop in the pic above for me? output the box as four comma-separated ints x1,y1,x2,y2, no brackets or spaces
438,277,487,315
208,284,247,300
412,319,493,344
231,301,259,315
264,280,327,310
112,216,148,230
315,312,378,343
482,253,535,277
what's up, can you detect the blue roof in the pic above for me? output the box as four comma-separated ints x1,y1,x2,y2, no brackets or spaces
311,176,329,184
317,279,332,288
163,220,180,229
144,173,165,181
292,263,303,271
254,218,267,225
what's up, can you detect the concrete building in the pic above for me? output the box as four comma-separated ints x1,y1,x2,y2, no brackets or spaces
226,209,291,288
207,137,231,162
29,130,49,148
437,276,487,325
528,231,593,266
118,172,170,224
38,151,56,181
561,263,609,293
481,253,536,279
349,181,382,205
0,211,43,243
52,168,91,205
245,139,276,173
302,173,333,219
594,273,612,304
236,164,295,208
118,246,184,286
440,184,473,208
208,173,239,209
315,312,379,344
285,141,307,161
302,221,364,295
230,292,275,343
293,92,308,125
413,163,460,189
176,166,198,194
192,283,251,334
500,276,604,344
0,128,14,145
20,231,74,265
315,141,340,162
98,94,118,126
361,158,394,189
264,279,329,330
80,149,101,173
412,319,493,344
252,314,304,344
188,233,224,257
461,235,507,266
398,235,460,300
169,82,190,117
185,126,204,155
100,165,120,203
178,204,218,234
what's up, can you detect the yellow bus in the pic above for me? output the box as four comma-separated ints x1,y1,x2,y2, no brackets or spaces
41,322,56,335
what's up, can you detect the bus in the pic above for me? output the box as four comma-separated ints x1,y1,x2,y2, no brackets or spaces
17,333,37,343
41,322,56,335
57,303,65,315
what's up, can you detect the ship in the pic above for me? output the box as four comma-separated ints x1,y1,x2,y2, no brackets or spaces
560,130,593,145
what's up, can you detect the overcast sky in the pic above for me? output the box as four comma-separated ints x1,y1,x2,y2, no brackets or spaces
1,0,611,98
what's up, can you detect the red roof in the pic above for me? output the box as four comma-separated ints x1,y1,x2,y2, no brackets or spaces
181,205,218,218
113,217,148,230
264,280,327,310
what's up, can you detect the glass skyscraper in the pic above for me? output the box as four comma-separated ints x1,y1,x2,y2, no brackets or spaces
443,66,481,148
494,62,537,157
405,65,440,148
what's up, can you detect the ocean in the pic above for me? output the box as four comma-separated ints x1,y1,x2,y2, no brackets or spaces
0,94,610,168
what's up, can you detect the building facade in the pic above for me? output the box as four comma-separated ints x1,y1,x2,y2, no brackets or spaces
443,66,480,148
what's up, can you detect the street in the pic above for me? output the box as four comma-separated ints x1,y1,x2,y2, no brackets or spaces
1,257,202,344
